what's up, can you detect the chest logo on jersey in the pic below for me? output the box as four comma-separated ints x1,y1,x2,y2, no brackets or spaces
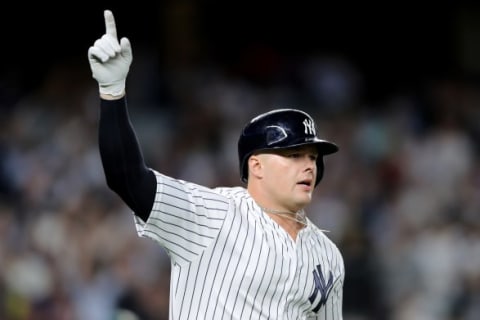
308,264,334,313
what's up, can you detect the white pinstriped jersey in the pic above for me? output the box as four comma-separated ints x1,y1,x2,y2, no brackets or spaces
134,170,344,320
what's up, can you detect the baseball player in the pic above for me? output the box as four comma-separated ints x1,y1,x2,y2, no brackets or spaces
88,9,344,320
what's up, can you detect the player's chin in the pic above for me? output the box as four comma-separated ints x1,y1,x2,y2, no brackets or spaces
296,183,314,194
294,186,313,203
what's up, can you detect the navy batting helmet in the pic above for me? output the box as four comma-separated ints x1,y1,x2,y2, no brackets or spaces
238,108,338,186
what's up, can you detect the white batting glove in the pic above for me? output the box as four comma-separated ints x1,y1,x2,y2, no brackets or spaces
88,10,132,97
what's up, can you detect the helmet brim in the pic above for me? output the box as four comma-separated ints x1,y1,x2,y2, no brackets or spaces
260,138,339,155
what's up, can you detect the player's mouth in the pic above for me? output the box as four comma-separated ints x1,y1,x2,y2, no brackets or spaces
297,178,313,190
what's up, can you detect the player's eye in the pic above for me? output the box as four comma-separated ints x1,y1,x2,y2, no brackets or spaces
287,153,301,158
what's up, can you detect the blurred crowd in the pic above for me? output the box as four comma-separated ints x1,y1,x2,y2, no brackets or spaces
1,23,480,320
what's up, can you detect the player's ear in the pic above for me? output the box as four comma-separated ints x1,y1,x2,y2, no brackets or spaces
248,154,263,180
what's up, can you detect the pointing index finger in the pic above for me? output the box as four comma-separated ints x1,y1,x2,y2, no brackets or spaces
104,10,117,39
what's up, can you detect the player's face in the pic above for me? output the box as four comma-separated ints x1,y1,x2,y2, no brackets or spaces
257,145,318,211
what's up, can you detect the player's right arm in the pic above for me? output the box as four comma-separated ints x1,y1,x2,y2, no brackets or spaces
88,10,156,221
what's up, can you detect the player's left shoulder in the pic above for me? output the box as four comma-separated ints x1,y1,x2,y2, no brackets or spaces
308,223,344,260
308,222,336,242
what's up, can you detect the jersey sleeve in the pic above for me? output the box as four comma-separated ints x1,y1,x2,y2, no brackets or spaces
134,170,231,265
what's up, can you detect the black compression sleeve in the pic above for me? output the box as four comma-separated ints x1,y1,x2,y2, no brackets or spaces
98,97,156,221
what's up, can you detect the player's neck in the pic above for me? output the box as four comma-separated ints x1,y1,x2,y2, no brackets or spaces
247,185,307,236
258,205,307,240
260,206,307,226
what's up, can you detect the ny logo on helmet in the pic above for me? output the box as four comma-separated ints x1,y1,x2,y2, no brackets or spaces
303,118,316,136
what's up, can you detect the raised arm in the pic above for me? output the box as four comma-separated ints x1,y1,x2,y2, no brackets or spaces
88,10,155,221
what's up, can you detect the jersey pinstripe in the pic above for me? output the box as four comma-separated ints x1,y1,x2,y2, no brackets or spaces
134,170,344,319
